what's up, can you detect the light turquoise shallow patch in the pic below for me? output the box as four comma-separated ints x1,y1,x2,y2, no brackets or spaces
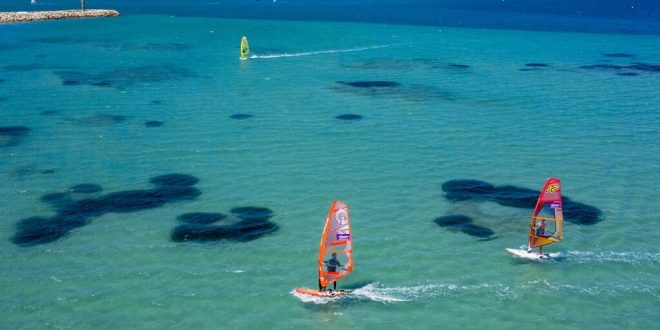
1,15,659,328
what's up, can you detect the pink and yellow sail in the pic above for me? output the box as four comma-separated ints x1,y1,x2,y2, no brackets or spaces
528,178,564,249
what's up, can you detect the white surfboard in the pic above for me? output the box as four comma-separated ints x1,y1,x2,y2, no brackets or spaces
506,248,560,260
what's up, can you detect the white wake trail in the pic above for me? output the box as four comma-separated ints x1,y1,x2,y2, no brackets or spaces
249,45,389,59
566,250,660,265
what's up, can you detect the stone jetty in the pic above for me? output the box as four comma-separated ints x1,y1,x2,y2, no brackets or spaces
0,9,119,24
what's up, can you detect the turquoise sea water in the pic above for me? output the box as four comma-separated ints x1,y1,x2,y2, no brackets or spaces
1,13,659,329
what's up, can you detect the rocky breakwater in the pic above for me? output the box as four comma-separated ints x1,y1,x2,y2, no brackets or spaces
0,9,119,23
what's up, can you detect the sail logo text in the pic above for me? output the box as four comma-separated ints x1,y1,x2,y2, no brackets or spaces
336,233,351,240
546,184,559,193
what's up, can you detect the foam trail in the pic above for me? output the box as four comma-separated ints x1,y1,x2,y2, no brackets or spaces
290,283,439,304
351,283,444,303
566,250,660,265
290,289,342,305
249,45,389,59
293,279,659,303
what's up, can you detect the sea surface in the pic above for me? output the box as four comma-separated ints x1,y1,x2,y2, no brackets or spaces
1,1,659,329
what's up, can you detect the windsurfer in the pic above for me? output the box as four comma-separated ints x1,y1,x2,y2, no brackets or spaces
319,253,342,291
536,220,547,237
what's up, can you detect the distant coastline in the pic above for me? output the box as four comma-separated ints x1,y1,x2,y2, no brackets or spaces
0,9,119,24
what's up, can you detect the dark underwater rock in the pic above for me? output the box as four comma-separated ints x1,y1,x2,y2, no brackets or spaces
334,81,453,102
230,114,253,120
441,179,496,202
616,72,639,76
434,214,472,227
12,216,91,246
91,81,113,87
230,207,274,220
336,114,363,121
75,114,127,126
433,214,496,239
177,212,227,225
448,64,470,69
40,192,71,206
441,179,602,225
579,62,659,73
488,185,538,209
145,120,164,127
55,64,196,89
150,174,199,187
171,224,233,242
0,126,30,136
603,53,635,58
172,207,278,243
629,63,660,72
2,64,42,72
69,184,102,194
12,173,201,247
338,81,400,88
525,63,549,67
579,64,626,70
0,126,30,147
228,218,279,242
460,224,495,238
561,200,602,226
171,220,279,243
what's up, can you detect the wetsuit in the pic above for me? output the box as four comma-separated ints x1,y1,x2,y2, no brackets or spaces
319,258,342,291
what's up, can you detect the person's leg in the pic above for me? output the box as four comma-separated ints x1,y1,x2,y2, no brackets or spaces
319,278,323,291
333,281,337,290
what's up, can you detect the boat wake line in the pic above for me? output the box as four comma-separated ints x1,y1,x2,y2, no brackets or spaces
249,45,389,59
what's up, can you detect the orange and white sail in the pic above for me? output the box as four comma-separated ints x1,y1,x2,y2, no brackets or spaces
318,200,353,288
528,178,564,249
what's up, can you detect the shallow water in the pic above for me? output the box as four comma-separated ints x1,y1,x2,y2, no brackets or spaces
1,9,659,329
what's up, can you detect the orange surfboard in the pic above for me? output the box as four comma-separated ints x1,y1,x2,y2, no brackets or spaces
294,288,350,297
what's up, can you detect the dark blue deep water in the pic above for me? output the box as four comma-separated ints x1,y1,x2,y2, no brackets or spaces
2,0,660,34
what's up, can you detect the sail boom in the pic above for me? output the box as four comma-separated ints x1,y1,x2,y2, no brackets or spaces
532,216,558,221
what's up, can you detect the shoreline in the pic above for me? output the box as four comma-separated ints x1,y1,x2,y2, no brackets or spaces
0,9,119,24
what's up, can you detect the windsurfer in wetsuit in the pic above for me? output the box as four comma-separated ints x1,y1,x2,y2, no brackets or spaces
536,220,547,237
534,220,548,254
319,253,342,291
